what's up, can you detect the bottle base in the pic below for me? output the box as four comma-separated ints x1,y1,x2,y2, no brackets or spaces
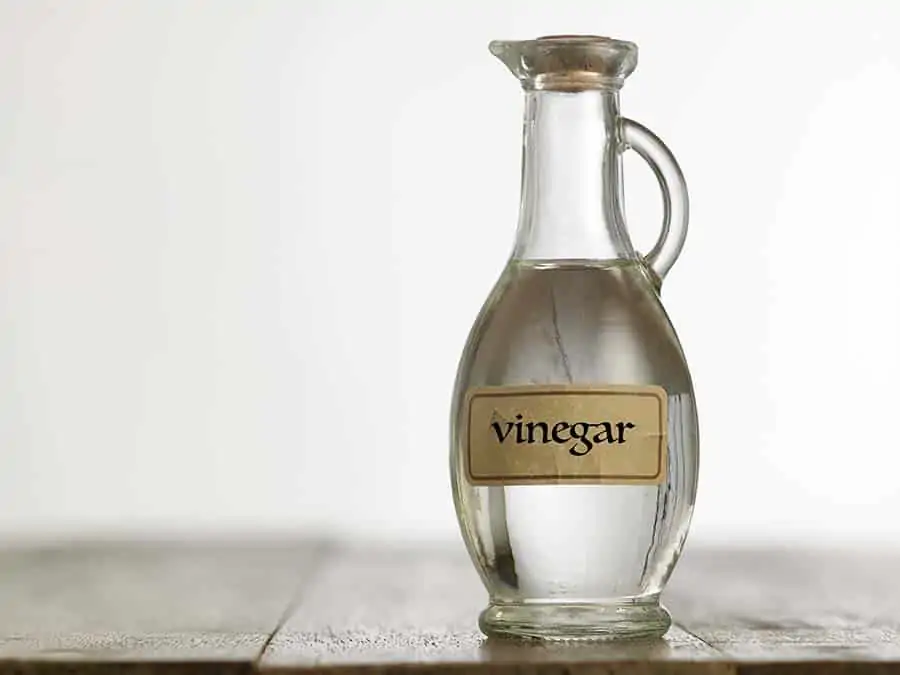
478,600,671,641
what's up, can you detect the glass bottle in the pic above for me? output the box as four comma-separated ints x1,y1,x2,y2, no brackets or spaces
450,35,698,641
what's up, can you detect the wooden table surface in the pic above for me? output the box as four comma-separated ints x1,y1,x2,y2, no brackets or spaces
0,539,898,674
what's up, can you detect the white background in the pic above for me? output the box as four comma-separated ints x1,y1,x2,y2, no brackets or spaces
0,0,898,545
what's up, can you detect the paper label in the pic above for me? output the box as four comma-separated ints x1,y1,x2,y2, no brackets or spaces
464,384,667,485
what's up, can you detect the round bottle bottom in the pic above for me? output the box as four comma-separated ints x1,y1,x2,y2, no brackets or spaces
478,599,671,641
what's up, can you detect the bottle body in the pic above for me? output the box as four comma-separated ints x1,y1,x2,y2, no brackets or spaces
451,258,698,640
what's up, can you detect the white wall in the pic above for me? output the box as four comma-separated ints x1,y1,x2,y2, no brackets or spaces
0,0,898,544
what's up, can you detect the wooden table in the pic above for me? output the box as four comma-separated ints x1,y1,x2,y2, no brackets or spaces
0,539,897,674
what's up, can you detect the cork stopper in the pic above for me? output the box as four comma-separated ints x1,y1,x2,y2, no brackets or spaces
489,34,638,92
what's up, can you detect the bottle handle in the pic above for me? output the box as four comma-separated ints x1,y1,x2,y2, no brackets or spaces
620,118,689,282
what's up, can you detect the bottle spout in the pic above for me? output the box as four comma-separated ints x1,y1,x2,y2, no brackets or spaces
489,35,638,92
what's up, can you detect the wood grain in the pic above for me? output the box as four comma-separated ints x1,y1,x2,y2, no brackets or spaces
665,544,900,662
261,543,723,672
0,538,320,663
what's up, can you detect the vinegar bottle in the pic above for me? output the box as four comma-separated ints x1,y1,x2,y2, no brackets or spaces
450,35,699,641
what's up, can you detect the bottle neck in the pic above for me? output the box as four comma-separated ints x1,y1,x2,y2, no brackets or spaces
512,90,638,262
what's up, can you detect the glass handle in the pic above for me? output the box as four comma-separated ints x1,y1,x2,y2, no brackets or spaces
621,118,689,282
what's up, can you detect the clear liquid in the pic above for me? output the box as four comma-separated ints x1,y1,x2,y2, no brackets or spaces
451,259,698,607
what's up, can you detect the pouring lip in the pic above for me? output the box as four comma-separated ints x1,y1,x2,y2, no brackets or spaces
489,34,638,53
489,34,639,91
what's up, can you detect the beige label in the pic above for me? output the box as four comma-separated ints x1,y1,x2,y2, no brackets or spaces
464,384,667,485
